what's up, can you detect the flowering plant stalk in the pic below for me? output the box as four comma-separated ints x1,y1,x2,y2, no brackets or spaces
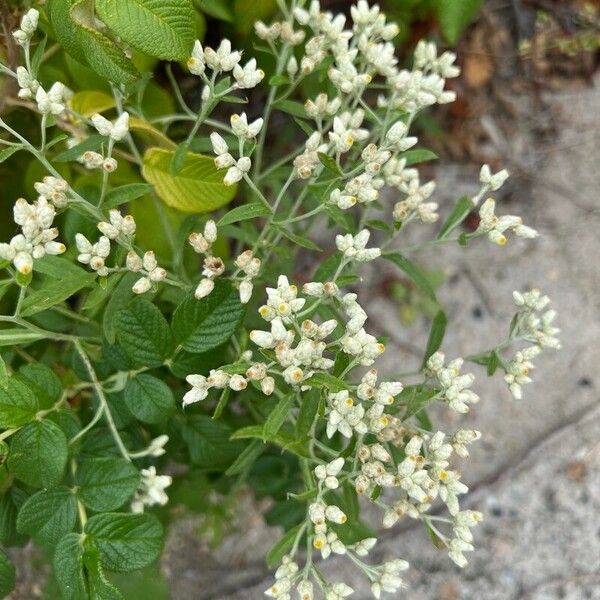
0,2,560,598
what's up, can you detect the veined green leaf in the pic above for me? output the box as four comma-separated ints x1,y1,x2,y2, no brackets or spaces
263,395,294,440
85,512,163,573
104,183,153,209
142,147,236,213
95,0,195,61
19,363,62,409
76,457,140,512
172,280,245,354
16,487,77,546
20,272,97,317
123,374,175,423
217,202,271,226
0,377,38,428
0,549,15,598
273,225,322,251
0,329,45,347
53,533,87,600
7,419,68,488
53,133,104,162
304,372,349,392
70,90,116,117
0,355,8,390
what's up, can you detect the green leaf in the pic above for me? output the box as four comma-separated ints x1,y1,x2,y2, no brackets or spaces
269,74,290,86
0,549,15,598
0,356,8,390
70,0,140,85
20,272,97,317
272,99,308,118
181,415,243,469
95,0,194,60
382,252,437,302
0,488,28,546
266,524,303,568
172,280,244,354
103,272,138,344
85,513,163,572
264,395,294,440
217,202,271,226
436,0,482,44
317,152,342,175
8,420,68,488
401,148,438,166
296,390,319,439
123,374,175,424
399,385,439,419
0,146,22,164
224,440,265,476
53,533,88,600
0,377,38,428
18,363,62,409
48,0,88,64
0,329,44,347
142,147,236,213
70,90,116,117
16,487,77,546
104,183,154,209
53,134,104,162
272,225,322,251
195,0,233,20
437,196,472,239
304,372,349,392
84,544,125,599
422,310,447,367
76,457,140,511
116,298,174,367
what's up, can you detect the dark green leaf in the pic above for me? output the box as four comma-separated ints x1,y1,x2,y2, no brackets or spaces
272,225,322,251
103,272,138,344
225,440,265,476
123,374,175,423
304,372,349,392
272,99,308,118
217,202,271,226
0,377,38,428
19,363,62,409
317,152,342,175
53,134,104,162
116,298,174,367
76,457,140,512
0,146,22,164
266,524,303,568
104,183,153,209
16,487,77,546
295,390,319,439
264,395,294,440
171,280,244,354
53,533,88,600
7,419,68,488
382,252,437,302
401,148,438,166
422,310,447,367
437,196,472,239
436,0,482,44
0,549,15,597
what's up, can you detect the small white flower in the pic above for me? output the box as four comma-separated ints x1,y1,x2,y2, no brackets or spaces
187,40,206,76
130,466,172,513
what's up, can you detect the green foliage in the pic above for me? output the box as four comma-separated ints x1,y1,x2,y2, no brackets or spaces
123,375,175,423
436,0,482,44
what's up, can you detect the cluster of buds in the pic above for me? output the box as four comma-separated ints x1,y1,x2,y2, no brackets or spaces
479,164,510,196
36,82,68,116
34,176,68,209
336,229,381,262
75,234,111,277
0,197,65,274
130,467,172,513
256,19,305,46
97,209,136,239
264,555,300,599
513,289,561,349
304,93,341,121
503,346,541,400
328,111,369,154
426,352,479,413
448,510,484,567
16,66,39,100
188,219,222,300
127,251,167,294
392,175,438,224
293,132,328,179
12,9,38,46
79,150,117,173
91,112,130,142
476,198,538,245
183,370,248,406
234,250,261,304
384,120,418,153
210,122,257,186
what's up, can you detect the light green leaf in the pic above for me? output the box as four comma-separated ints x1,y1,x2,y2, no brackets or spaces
172,280,245,354
272,99,308,118
16,487,77,546
70,90,116,117
272,225,322,251
0,329,44,347
296,390,320,439
0,146,22,164
7,419,68,488
304,372,349,392
217,202,271,226
317,152,342,175
33,255,89,279
142,147,236,213
123,374,175,424
0,377,38,428
85,512,163,572
115,298,174,367
95,0,194,61
194,0,233,21
0,549,15,598
437,195,472,239
20,272,97,317
104,183,154,209
422,310,447,367
53,533,88,600
70,0,140,85
263,395,294,440
53,134,104,162
401,148,438,166
76,457,140,512
0,355,8,390
48,0,88,64
19,363,62,409
266,524,303,568
382,252,438,302
224,440,265,476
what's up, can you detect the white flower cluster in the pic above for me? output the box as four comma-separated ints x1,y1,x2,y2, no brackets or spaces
34,176,68,209
335,229,381,262
502,289,560,399
91,112,130,142
130,466,172,513
476,198,538,245
128,251,167,294
426,352,480,413
0,196,65,274
188,39,264,89
210,114,264,186
188,220,261,304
